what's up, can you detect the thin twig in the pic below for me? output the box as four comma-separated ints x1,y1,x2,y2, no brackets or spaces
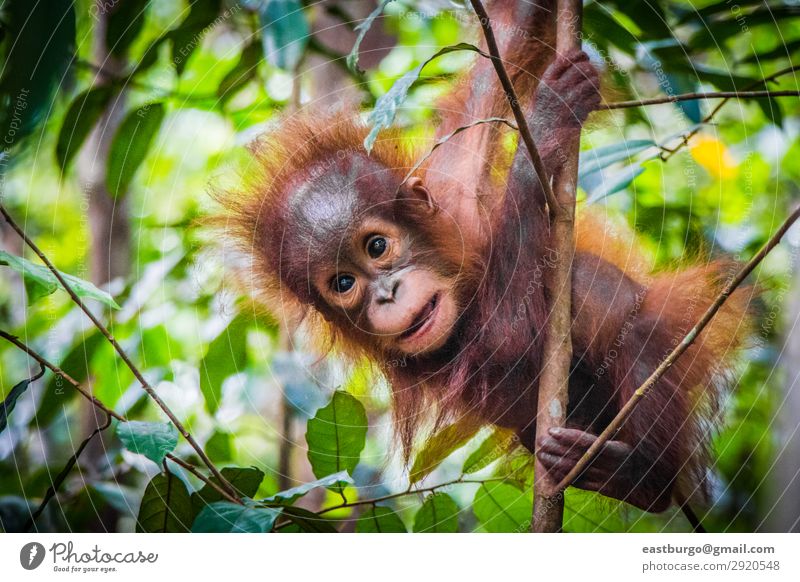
400,117,518,186
315,477,509,515
601,89,800,110
0,204,236,499
555,204,800,494
24,413,112,531
660,65,800,161
0,330,241,505
467,0,563,219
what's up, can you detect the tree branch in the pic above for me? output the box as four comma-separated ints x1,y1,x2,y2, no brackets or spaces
467,0,563,220
0,330,241,507
659,65,800,161
531,0,581,534
601,89,800,111
0,204,235,499
554,203,800,494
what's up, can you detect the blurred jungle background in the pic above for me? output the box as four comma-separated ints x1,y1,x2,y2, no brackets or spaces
1,0,800,533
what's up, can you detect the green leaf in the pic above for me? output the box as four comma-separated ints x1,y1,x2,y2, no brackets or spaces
106,103,165,199
305,391,368,480
0,1,75,144
413,493,459,533
199,315,249,415
579,139,656,178
205,430,234,462
355,506,406,533
56,87,116,171
0,250,120,309
259,0,309,72
1,367,44,434
192,501,282,533
136,471,192,532
217,41,262,104
170,0,222,75
364,43,484,152
409,419,480,485
347,0,394,73
191,466,265,516
262,471,353,505
585,161,650,205
36,332,105,425
463,429,515,474
107,0,150,57
116,421,179,465
278,505,337,532
472,482,532,533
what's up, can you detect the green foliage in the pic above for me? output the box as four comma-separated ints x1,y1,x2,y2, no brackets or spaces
0,251,120,309
170,0,222,76
355,506,407,533
263,471,353,506
56,87,116,171
136,471,192,532
259,0,309,72
348,0,395,74
305,391,368,480
198,315,249,415
192,501,282,533
462,429,515,474
190,466,265,517
472,482,532,533
413,493,459,533
107,0,151,57
409,419,480,484
0,368,42,434
107,103,166,199
116,421,179,465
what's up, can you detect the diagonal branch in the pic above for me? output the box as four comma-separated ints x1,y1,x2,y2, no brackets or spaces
554,204,800,494
0,330,241,507
0,204,237,500
467,0,563,220
601,89,800,111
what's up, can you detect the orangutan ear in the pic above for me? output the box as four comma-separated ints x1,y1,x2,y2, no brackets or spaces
397,176,435,212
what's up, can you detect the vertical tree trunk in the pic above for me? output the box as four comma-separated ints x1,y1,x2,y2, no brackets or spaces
77,1,131,475
532,0,582,533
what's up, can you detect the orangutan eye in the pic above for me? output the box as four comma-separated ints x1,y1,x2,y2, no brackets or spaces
331,274,356,293
367,236,387,259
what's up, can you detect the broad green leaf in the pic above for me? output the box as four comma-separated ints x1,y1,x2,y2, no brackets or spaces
689,6,800,49
0,250,120,309
347,0,394,73
170,0,222,75
91,482,139,514
217,41,262,103
107,103,165,198
305,391,368,480
364,43,484,152
136,471,192,532
742,39,800,64
56,87,116,171
192,501,282,533
1,367,44,434
107,0,150,57
0,1,75,143
36,332,105,425
413,493,459,533
259,0,309,71
205,430,234,462
199,315,249,415
262,471,353,505
472,482,532,533
116,421,179,465
279,505,337,532
463,428,515,474
579,139,656,178
355,506,406,533
583,2,636,53
409,419,480,484
585,161,650,205
191,466,265,516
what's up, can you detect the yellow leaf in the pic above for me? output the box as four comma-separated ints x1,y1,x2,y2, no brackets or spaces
690,134,738,180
